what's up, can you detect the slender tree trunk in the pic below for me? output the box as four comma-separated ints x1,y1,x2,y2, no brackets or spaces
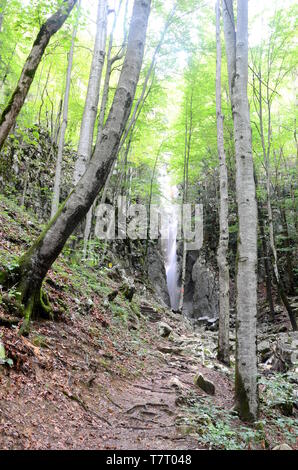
179,90,192,312
0,0,151,334
72,0,108,258
216,0,230,366
0,0,6,35
252,51,296,329
73,0,108,185
254,169,275,317
96,0,124,140
51,3,80,218
279,191,295,295
82,1,123,258
222,0,258,421
0,0,77,152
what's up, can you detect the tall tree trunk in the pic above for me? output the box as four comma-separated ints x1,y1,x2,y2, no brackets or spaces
279,190,295,295
51,2,80,218
0,0,6,34
0,0,151,334
82,1,123,258
216,0,230,366
254,170,275,317
72,0,108,259
0,0,77,152
178,89,192,312
73,0,108,185
222,0,258,421
252,50,296,329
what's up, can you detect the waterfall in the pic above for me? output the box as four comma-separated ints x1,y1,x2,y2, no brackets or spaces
158,167,179,310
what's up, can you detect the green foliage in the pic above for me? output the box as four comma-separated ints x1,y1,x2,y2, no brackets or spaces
178,396,266,450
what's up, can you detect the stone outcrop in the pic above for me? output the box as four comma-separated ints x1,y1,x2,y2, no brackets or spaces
147,245,170,306
194,373,215,395
191,258,219,321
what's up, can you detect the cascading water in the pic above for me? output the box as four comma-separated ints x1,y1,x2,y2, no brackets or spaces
158,167,179,310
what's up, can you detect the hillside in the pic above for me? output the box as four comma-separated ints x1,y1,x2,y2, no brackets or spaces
0,195,297,450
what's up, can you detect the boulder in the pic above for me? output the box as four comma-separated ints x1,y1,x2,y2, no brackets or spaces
258,339,272,363
147,245,170,306
272,332,298,372
168,377,184,390
191,259,219,320
194,373,215,395
158,322,172,338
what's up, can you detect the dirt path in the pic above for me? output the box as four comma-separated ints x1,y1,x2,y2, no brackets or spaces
98,351,201,449
0,287,235,451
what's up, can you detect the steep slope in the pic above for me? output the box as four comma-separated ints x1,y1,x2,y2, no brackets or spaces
0,196,297,450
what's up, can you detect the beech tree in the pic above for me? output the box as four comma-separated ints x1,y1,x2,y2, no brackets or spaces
216,0,230,366
222,0,258,421
0,0,152,333
51,1,81,218
0,0,78,151
73,0,108,185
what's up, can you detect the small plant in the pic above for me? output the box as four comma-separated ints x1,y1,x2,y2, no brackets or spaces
177,396,267,450
0,338,13,367
32,334,48,348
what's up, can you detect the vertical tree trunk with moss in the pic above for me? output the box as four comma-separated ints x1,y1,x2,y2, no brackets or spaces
222,0,258,421
0,0,78,152
0,0,152,334
216,0,230,366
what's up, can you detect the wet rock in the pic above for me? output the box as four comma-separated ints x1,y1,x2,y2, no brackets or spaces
194,373,215,395
272,443,292,450
147,245,170,306
158,322,172,338
191,259,219,320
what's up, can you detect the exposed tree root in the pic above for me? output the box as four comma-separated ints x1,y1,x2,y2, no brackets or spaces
0,267,53,336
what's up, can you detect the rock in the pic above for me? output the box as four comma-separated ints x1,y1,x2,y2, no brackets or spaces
191,258,219,320
258,339,272,362
276,402,293,417
158,322,172,338
127,313,139,331
157,345,182,355
272,443,292,451
147,245,170,306
168,377,184,390
205,318,219,331
272,332,298,372
194,373,215,395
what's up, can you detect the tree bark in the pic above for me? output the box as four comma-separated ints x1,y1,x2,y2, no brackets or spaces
252,54,296,329
178,90,192,312
0,0,151,334
51,2,80,218
222,0,258,421
73,0,108,185
0,0,77,152
216,0,230,366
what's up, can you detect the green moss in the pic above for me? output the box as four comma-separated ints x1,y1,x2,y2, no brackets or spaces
235,364,256,422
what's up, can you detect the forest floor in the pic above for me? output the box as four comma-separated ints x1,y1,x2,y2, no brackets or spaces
0,195,297,450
